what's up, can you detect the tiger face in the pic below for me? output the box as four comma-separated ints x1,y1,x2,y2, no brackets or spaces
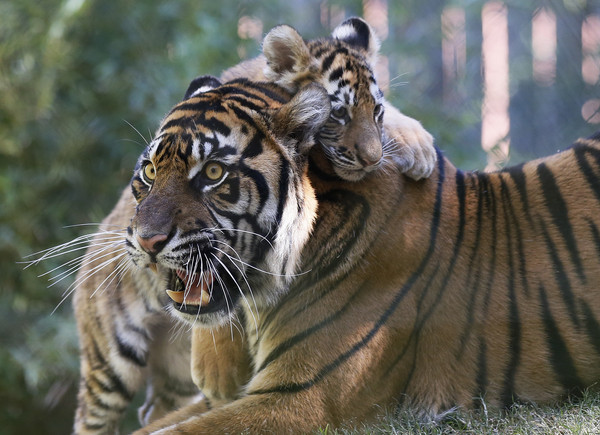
263,18,386,181
127,78,329,326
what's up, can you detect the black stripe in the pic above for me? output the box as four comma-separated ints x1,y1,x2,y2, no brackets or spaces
216,176,240,204
458,174,487,355
85,380,112,410
328,66,344,82
537,163,586,283
115,333,147,367
202,117,232,137
249,147,447,396
574,145,600,203
498,177,521,405
538,285,585,392
580,299,600,356
226,79,289,104
84,422,107,431
167,99,216,115
217,83,270,106
506,163,533,225
589,219,600,257
502,175,531,297
275,159,289,226
240,165,269,213
242,131,264,159
538,219,579,327
230,105,258,129
229,95,265,113
480,174,498,315
320,48,349,72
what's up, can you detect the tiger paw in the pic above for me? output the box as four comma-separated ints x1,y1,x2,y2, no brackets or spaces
383,102,436,180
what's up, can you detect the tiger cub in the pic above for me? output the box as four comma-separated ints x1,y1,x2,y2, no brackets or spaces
126,74,600,434
221,17,436,181
67,18,436,434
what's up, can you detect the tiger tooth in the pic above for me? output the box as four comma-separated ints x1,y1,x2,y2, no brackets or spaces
166,289,184,304
148,263,158,274
200,289,210,306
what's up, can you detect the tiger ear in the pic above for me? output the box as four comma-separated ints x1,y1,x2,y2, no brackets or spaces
331,17,380,63
183,75,222,100
262,25,312,91
272,84,330,154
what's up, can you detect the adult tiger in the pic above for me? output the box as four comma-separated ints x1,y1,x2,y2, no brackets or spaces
68,18,437,434
130,75,600,434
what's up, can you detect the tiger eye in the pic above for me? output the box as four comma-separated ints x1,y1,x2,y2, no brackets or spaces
143,162,156,183
204,162,224,181
331,106,348,119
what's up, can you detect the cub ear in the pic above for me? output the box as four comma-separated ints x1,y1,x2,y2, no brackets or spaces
272,84,330,154
262,25,312,91
183,75,222,100
331,17,380,63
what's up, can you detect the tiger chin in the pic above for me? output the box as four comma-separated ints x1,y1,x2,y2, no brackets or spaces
133,75,600,433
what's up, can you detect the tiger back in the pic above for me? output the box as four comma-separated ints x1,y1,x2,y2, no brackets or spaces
131,74,600,433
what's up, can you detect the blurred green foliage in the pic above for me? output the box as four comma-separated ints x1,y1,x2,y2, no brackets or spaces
1,0,597,433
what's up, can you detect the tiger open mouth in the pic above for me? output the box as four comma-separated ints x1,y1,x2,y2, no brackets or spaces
165,269,238,315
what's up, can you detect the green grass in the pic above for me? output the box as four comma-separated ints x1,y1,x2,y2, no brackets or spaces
320,390,600,434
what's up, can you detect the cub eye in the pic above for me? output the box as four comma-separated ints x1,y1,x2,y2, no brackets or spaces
142,161,156,185
203,162,225,182
374,104,384,122
331,106,348,120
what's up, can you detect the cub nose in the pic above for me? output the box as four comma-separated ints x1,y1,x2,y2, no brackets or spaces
136,233,169,254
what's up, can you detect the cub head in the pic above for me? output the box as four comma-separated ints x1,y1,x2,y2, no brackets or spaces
263,17,385,181
127,76,330,327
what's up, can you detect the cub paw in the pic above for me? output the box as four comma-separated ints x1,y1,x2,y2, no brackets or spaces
383,103,436,180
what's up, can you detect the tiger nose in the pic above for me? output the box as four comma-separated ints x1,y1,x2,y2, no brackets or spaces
137,233,169,254
356,141,382,167
357,149,381,167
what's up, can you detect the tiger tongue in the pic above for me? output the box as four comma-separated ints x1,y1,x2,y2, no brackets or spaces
166,271,213,306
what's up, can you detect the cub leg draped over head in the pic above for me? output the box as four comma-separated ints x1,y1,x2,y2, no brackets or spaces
133,71,600,434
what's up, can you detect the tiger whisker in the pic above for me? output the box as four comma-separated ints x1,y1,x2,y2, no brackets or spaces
46,244,127,289
211,252,259,334
51,250,128,314
89,256,132,299
211,240,310,278
42,240,126,281
124,119,151,146
64,249,129,295
23,232,124,266
210,245,258,314
208,256,238,332
212,227,275,251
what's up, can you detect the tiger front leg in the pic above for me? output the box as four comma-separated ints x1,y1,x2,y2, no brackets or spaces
73,311,146,434
383,101,436,180
190,322,253,408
